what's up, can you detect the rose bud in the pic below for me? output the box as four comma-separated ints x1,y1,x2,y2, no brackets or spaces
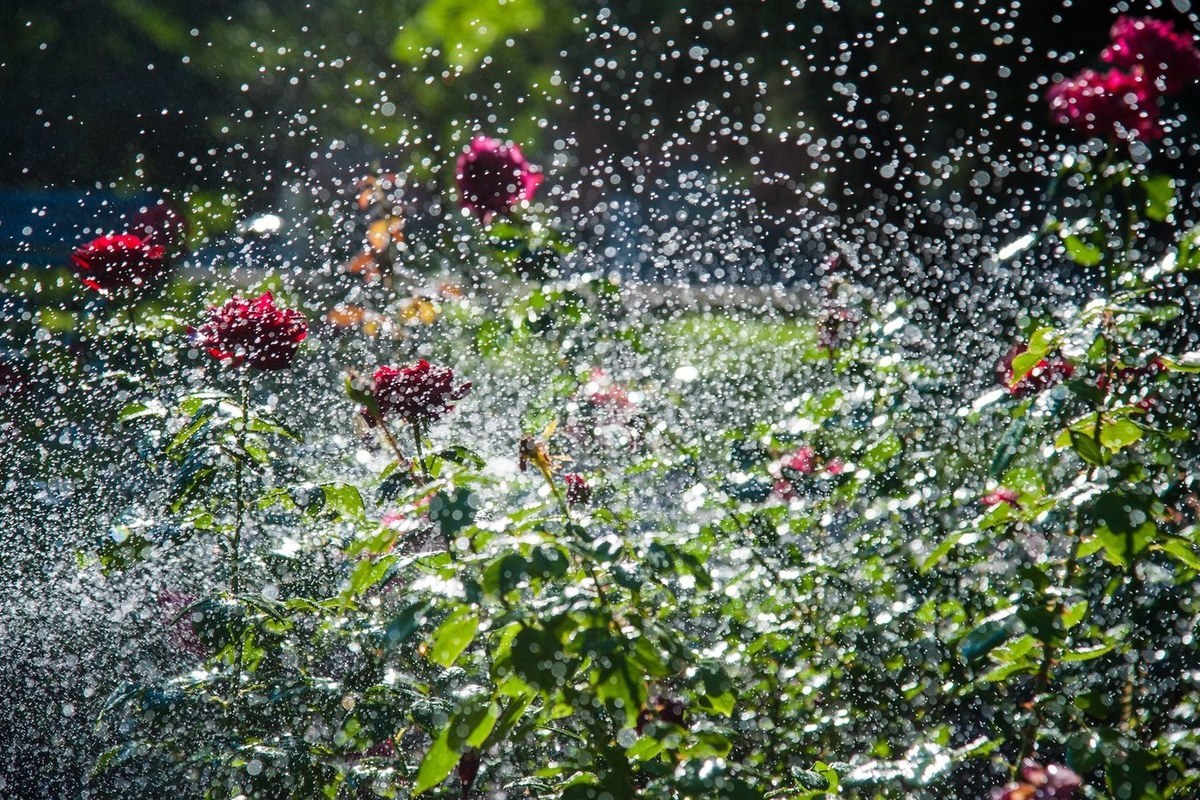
981,487,1021,509
782,445,817,477
192,292,308,370
132,200,190,258
70,234,168,297
370,361,471,425
1102,16,1200,94
1046,67,1162,141
991,760,1082,800
455,136,543,220
997,344,1074,397
563,473,592,506
635,695,687,734
456,748,481,799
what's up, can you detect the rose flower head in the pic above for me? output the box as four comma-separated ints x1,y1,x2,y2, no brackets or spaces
455,136,543,220
193,292,308,370
992,760,1081,800
1047,67,1162,141
1102,16,1200,94
371,361,471,425
71,234,168,297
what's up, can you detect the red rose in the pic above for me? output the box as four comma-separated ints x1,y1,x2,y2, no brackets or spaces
132,200,190,258
192,292,308,370
70,234,168,296
563,472,592,506
1103,16,1200,94
455,136,543,220
371,361,471,424
998,344,1075,397
1047,67,1162,141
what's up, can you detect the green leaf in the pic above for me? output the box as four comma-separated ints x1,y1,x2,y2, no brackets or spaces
1062,641,1116,662
412,728,458,796
593,652,647,729
377,464,416,503
1092,492,1156,568
345,373,380,419
118,401,165,422
429,608,480,667
1068,429,1108,466
483,553,529,596
1159,351,1200,372
920,531,967,573
698,664,736,716
247,416,301,441
413,700,500,795
430,488,478,539
1099,419,1143,452
1174,227,1200,272
1159,537,1200,570
437,445,486,470
1140,174,1176,222
990,414,1028,478
961,617,1014,663
1061,233,1103,267
384,602,429,649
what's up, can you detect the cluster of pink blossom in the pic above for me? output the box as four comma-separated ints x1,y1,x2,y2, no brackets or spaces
1048,16,1200,141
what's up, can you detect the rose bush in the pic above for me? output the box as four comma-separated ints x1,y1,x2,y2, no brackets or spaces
5,17,1200,800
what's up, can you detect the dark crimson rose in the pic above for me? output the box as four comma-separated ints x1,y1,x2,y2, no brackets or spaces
456,749,480,799
997,344,1075,397
70,234,168,295
563,473,592,506
193,292,308,370
455,136,543,220
371,361,471,424
1103,16,1200,94
1047,67,1162,141
981,487,1021,509
635,695,687,734
132,200,190,257
992,760,1081,800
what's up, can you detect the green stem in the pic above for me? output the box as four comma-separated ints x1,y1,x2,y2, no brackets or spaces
231,378,249,595
376,416,408,465
1013,532,1082,774
411,421,430,483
